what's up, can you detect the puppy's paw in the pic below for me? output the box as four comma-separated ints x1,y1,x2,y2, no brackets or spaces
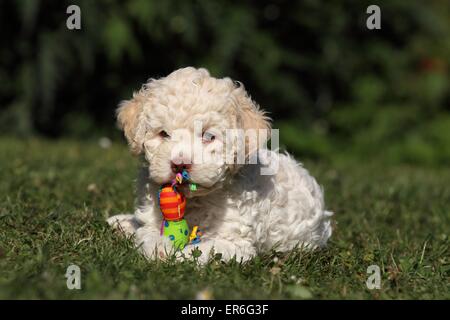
182,239,256,265
135,226,177,260
107,214,140,236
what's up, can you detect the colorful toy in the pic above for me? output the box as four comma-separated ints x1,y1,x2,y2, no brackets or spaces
158,169,202,249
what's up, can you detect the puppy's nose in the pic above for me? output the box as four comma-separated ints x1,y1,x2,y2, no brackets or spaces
171,161,192,173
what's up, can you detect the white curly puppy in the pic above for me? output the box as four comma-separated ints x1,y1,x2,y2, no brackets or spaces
107,67,332,264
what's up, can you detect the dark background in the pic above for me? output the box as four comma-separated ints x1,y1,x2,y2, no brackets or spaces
0,0,449,164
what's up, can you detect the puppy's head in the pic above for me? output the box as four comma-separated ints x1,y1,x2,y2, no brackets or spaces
117,67,271,196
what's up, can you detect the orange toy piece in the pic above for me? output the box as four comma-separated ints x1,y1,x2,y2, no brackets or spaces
158,184,186,221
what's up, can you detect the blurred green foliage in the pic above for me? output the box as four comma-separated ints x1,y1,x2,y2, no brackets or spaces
0,0,449,165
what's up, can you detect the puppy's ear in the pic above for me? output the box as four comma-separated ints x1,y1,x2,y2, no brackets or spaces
116,95,146,155
234,84,272,156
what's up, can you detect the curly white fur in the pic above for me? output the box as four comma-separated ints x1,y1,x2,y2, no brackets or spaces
107,67,333,264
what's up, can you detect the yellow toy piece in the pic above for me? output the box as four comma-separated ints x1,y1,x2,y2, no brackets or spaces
189,225,202,244
189,226,199,242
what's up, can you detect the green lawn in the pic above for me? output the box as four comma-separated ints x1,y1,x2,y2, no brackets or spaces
0,137,448,299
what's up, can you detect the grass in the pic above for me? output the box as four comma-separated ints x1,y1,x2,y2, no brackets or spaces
0,137,448,299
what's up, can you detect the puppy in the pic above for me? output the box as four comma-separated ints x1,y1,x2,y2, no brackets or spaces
107,67,332,264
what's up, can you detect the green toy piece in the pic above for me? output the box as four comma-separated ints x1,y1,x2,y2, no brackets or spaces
162,219,190,249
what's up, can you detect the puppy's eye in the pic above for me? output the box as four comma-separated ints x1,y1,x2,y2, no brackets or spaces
159,130,170,138
202,131,215,143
